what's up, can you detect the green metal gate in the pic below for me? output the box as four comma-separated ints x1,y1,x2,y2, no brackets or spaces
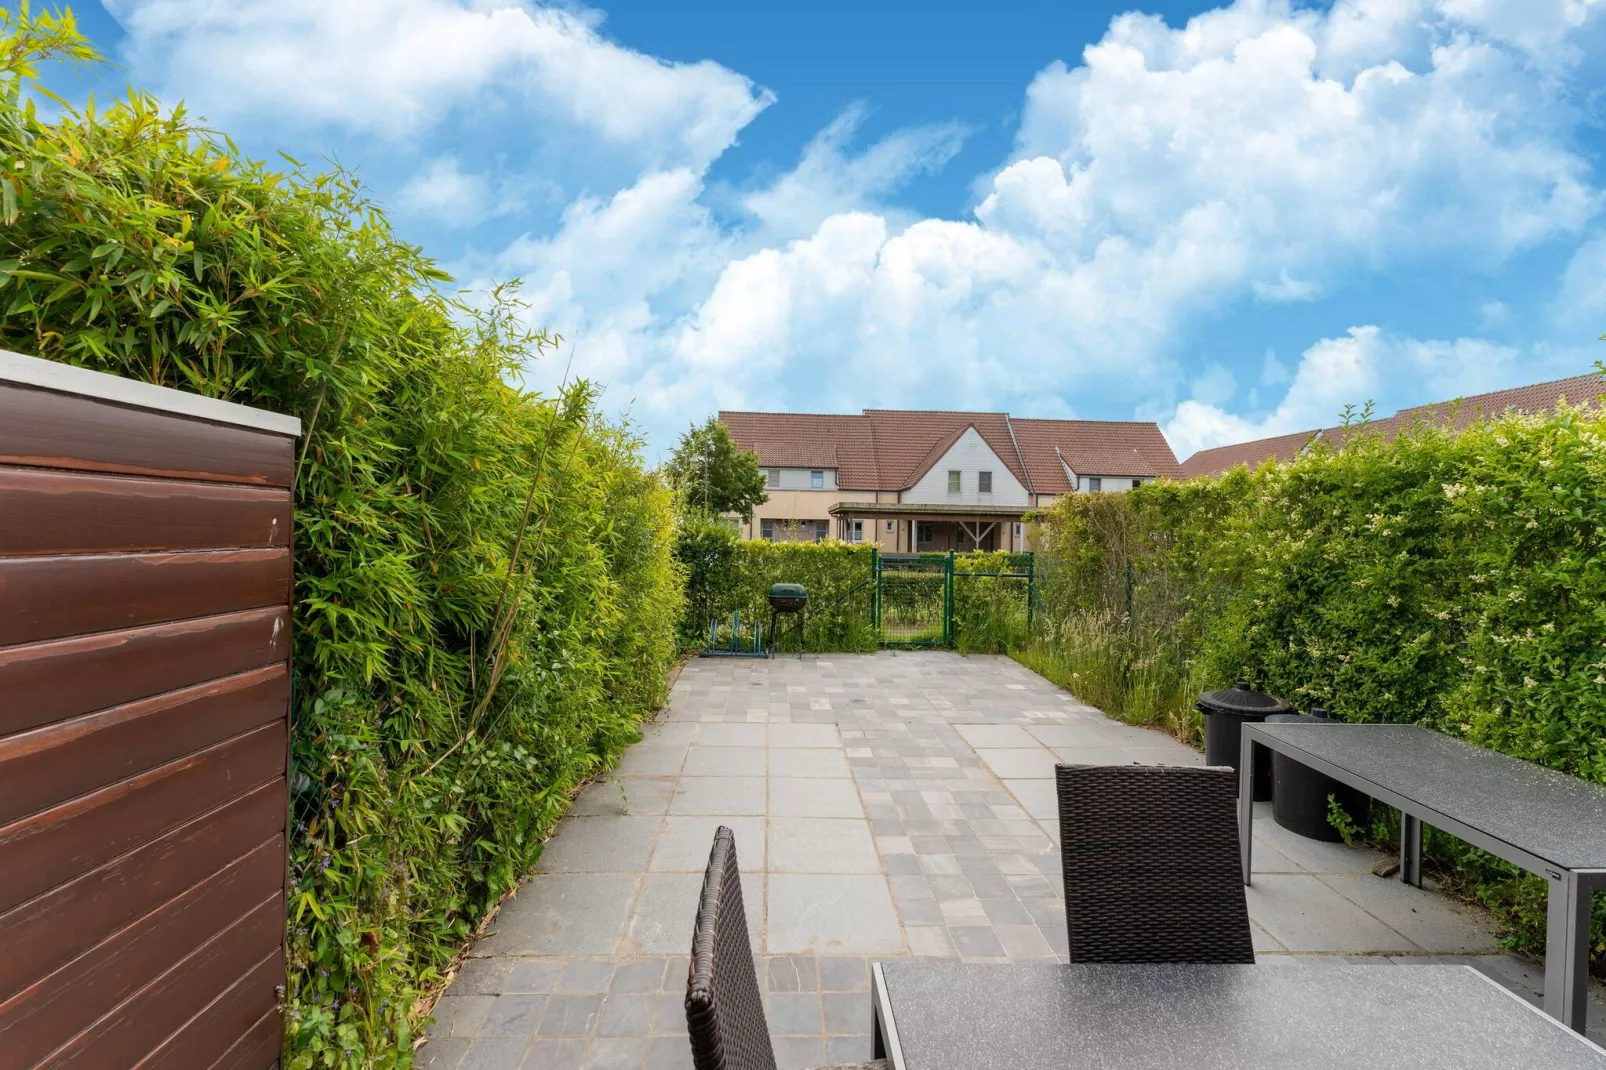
873,551,1035,648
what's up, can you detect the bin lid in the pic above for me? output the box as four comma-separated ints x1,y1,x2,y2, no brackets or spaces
768,582,807,598
1267,707,1332,725
1196,681,1292,716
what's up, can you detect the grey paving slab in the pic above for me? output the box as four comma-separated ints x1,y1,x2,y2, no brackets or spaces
767,874,904,953
668,775,767,816
473,874,638,956
423,652,1603,1068
769,777,864,818
537,816,660,873
768,817,880,873
651,816,766,872
571,776,677,817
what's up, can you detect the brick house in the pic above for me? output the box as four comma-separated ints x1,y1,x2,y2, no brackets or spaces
719,409,1181,550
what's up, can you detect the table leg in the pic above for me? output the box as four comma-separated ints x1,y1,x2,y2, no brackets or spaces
1238,732,1255,886
1543,870,1591,1031
1399,813,1422,888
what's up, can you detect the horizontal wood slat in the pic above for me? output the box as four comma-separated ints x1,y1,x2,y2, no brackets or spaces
210,1005,282,1070
0,548,292,646
0,468,291,556
0,783,284,1002
36,893,284,1070
0,606,290,737
0,837,283,1069
132,949,284,1070
0,722,285,914
0,382,294,486
0,665,287,825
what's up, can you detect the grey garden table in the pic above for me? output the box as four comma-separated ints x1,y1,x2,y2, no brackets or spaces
1239,721,1606,1031
869,961,1606,1069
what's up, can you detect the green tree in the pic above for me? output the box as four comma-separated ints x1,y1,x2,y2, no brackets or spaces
665,416,768,520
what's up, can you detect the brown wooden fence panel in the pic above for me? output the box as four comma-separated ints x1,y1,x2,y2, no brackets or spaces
0,349,298,1070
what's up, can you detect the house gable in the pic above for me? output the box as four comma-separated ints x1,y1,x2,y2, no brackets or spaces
902,427,1029,506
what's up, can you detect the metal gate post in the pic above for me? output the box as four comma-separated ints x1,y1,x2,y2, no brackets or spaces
1026,552,1035,630
944,551,954,647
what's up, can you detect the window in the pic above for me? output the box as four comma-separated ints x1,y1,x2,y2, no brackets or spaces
761,518,774,541
1132,478,1143,489
978,470,992,493
850,519,864,543
917,521,934,545
947,470,961,493
885,520,895,533
1013,522,1023,541
813,520,828,543
811,470,824,489
766,468,779,489
1088,477,1102,492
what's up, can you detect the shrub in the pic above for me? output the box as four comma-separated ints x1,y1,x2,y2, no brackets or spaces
0,31,682,1067
1025,401,1606,971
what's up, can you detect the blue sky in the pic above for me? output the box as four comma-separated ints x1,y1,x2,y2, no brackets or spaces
42,0,1606,460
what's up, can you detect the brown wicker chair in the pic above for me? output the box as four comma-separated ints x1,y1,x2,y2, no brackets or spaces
686,827,885,1070
1054,764,1256,964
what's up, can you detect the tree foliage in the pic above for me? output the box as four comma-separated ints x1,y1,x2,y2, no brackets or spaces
665,416,768,520
0,21,682,1067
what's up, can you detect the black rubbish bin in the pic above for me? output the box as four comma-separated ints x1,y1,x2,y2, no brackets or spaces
1268,709,1368,841
1196,681,1290,801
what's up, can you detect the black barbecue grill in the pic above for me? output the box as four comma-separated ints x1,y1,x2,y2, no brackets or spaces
767,583,807,658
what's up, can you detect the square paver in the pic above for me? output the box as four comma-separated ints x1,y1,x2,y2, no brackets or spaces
770,778,864,818
767,875,904,953
999,779,1057,821
768,817,880,873
683,745,767,776
629,872,763,953
670,776,767,816
571,776,677,817
476,874,637,955
538,816,660,874
769,748,852,778
976,748,1056,779
1319,875,1499,951
651,816,766,872
615,746,688,777
696,723,767,747
1246,874,1417,952
954,724,1037,748
770,724,841,748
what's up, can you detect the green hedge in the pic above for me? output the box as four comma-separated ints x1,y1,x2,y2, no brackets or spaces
676,517,877,652
0,52,682,1067
1027,402,1606,969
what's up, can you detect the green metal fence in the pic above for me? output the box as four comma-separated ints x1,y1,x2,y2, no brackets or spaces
873,550,1035,649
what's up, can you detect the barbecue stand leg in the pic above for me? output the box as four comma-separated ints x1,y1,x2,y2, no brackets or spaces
1238,731,1255,886
1399,813,1422,888
1543,870,1590,1031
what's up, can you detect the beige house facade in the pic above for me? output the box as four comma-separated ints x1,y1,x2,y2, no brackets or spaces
720,409,1182,551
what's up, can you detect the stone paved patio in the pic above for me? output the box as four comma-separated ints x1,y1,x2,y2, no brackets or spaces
421,652,1604,1069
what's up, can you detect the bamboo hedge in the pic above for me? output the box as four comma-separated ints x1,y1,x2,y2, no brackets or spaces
0,30,682,1068
1026,400,1606,971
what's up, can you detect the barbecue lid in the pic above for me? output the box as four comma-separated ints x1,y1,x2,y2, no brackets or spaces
768,582,807,598
1196,681,1292,715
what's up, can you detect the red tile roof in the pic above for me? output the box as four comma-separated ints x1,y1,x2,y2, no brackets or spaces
1176,429,1320,479
719,409,1181,493
1178,373,1606,478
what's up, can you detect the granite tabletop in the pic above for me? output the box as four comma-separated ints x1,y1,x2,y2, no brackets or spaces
878,961,1606,1070
1245,723,1606,871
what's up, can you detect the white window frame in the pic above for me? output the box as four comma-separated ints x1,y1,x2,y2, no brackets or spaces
766,468,779,489
813,520,828,543
947,470,961,494
810,470,824,489
760,518,774,541
885,520,895,533
850,519,864,543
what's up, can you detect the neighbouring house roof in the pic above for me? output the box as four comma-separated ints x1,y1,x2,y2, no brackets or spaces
1176,429,1321,480
1177,373,1606,479
719,408,1181,493
747,443,839,469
